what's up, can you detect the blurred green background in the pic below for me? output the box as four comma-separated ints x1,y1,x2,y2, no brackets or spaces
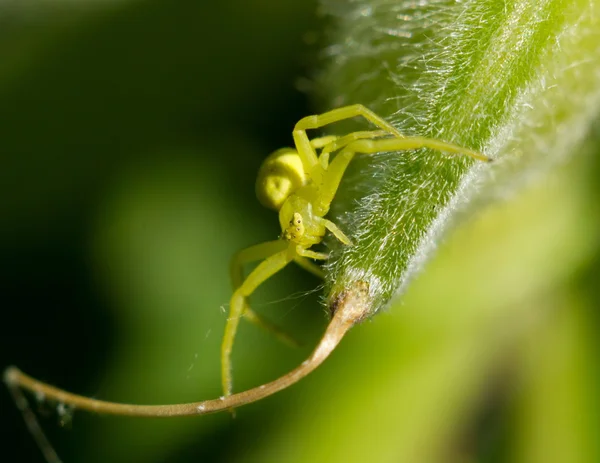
2,1,599,463
1,0,324,461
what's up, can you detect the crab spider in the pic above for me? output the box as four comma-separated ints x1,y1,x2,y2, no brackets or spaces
221,104,491,398
3,106,492,462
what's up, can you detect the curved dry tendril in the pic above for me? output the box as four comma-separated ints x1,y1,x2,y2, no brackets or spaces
5,283,369,419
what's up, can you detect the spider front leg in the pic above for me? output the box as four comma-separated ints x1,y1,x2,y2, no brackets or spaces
291,104,404,175
315,136,491,214
316,130,388,170
222,241,295,398
295,104,403,138
309,131,392,189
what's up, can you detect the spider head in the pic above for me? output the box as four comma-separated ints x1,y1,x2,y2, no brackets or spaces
256,148,306,211
283,212,305,241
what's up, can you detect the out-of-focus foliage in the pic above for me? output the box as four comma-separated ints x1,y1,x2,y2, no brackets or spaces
1,1,322,461
1,1,599,463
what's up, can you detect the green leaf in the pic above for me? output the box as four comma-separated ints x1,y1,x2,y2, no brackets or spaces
317,0,600,312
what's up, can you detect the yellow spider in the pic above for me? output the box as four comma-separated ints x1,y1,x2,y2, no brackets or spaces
221,104,490,398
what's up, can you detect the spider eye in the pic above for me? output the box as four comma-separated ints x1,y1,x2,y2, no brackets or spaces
256,149,305,211
283,212,305,241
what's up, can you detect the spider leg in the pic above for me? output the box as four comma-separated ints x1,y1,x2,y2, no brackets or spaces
222,244,295,397
294,256,325,279
230,240,300,347
292,105,404,176
309,135,338,150
240,310,301,348
320,130,388,162
295,104,403,137
321,218,352,245
296,248,328,260
317,137,491,213
312,130,388,175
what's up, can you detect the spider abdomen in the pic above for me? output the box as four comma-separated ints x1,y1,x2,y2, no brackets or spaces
256,148,306,211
